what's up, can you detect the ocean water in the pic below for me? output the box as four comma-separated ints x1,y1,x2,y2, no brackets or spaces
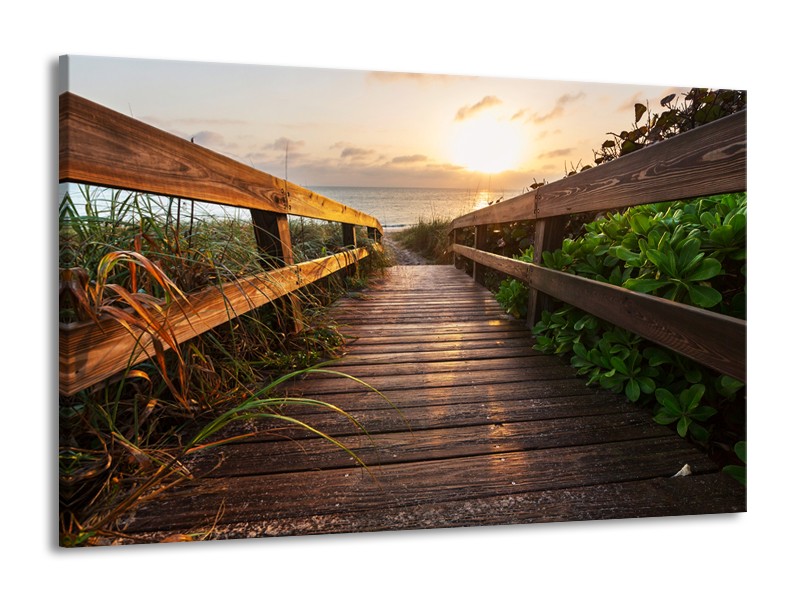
308,186,508,229
60,183,514,229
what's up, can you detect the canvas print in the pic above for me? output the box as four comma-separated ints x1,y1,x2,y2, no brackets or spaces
58,56,746,547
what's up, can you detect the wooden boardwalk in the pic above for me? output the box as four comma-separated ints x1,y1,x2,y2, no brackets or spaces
119,265,745,539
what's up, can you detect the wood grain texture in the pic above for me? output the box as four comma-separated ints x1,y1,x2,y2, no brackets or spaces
251,210,303,333
59,93,382,230
113,266,743,539
534,110,746,219
59,247,370,395
449,110,745,230
454,245,746,380
168,473,744,539
528,215,569,327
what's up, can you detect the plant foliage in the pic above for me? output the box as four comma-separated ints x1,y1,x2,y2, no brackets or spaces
59,186,389,545
494,192,746,473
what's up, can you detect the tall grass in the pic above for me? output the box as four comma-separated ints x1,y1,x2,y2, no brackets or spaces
392,216,452,263
59,185,388,546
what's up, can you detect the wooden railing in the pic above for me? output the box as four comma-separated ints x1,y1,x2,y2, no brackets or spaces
59,93,383,396
449,110,746,382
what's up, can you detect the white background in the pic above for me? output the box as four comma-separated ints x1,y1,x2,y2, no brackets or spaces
2,1,794,597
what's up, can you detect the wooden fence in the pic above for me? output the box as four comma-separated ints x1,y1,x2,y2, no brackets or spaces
59,93,384,396
449,110,746,382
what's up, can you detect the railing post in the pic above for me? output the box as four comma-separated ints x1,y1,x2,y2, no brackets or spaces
251,209,303,334
448,229,455,265
526,216,568,329
342,223,358,282
473,224,488,286
367,226,381,244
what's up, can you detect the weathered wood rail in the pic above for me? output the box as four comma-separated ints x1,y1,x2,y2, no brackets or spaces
449,110,746,382
58,93,383,395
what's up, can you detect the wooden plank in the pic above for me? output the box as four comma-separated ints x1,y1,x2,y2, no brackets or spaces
59,92,382,231
120,437,721,532
305,354,558,379
454,244,746,381
449,110,745,230
187,412,673,477
232,391,628,439
284,363,578,396
338,323,521,338
262,378,608,422
184,473,744,538
59,247,370,395
340,335,534,354
450,191,536,231
271,379,604,414
534,110,746,219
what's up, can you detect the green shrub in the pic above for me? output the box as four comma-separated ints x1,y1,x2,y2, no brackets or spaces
498,193,746,467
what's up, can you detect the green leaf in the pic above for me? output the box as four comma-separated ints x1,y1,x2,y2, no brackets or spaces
660,93,676,107
655,388,679,413
687,284,722,308
683,384,705,411
620,140,643,155
630,214,652,236
677,416,690,437
610,356,628,375
716,375,745,397
613,246,641,262
722,464,746,485
602,139,616,149
637,376,656,394
692,406,718,421
625,378,640,402
700,211,718,230
685,369,703,384
688,422,711,442
709,225,735,247
644,347,672,367
734,441,746,463
687,258,722,281
654,412,678,425
645,248,671,274
623,278,668,293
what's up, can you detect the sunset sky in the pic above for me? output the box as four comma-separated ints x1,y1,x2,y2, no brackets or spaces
64,55,689,194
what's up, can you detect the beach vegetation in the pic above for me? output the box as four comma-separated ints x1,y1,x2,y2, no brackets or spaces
59,186,387,545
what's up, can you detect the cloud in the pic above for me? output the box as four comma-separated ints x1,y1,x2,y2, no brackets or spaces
425,162,465,172
391,154,427,164
340,146,375,160
537,128,562,140
527,92,586,124
265,136,305,151
538,147,574,159
455,95,502,121
191,130,227,148
511,109,528,121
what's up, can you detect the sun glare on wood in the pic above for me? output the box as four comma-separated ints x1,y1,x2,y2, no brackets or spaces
449,116,525,174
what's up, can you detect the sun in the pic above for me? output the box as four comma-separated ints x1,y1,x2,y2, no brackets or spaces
449,116,525,174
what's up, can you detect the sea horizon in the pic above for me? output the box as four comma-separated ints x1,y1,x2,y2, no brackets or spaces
62,182,523,230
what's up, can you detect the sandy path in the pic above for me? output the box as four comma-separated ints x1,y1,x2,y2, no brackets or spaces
382,232,431,266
